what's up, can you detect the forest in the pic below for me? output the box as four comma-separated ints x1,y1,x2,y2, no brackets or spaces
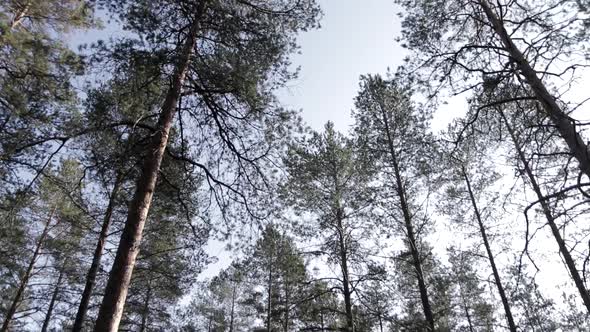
1,0,590,331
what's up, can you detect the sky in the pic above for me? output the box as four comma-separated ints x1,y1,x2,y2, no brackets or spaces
278,0,406,133
198,0,411,279
200,0,590,308
63,0,589,313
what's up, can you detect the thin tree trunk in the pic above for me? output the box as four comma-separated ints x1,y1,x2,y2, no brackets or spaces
41,267,64,332
379,101,435,330
479,0,590,178
229,283,236,332
460,292,475,332
1,207,55,332
337,212,354,332
139,281,152,332
72,175,122,331
93,3,207,330
267,253,273,332
283,274,289,332
500,110,590,313
462,168,517,332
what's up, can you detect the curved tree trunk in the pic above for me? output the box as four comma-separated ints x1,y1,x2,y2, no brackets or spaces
462,168,517,331
93,3,207,330
479,0,590,179
500,110,590,313
1,207,55,332
72,175,122,331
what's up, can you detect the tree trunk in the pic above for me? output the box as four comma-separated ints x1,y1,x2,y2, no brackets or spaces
283,274,289,332
320,303,325,332
41,267,64,332
379,101,435,330
500,110,590,313
229,284,236,332
72,175,122,331
336,211,354,332
1,208,55,332
462,168,517,331
267,254,273,332
479,0,590,179
93,3,207,330
139,281,152,332
460,292,475,332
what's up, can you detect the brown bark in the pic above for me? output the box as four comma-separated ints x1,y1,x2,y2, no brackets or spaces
41,267,64,332
479,0,590,179
379,100,434,330
1,208,55,332
462,168,517,332
72,175,122,331
93,3,207,330
500,110,590,313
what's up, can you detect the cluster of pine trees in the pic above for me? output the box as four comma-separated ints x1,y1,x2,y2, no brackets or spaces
1,0,590,331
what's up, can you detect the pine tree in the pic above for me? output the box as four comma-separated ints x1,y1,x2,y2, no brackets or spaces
395,0,590,180
89,1,320,328
283,122,376,332
353,73,439,330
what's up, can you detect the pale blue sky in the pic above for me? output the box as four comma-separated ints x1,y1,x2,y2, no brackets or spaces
278,0,406,132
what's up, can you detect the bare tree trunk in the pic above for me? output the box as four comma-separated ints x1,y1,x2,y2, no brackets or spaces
479,0,590,178
229,284,236,332
139,281,152,332
283,274,289,332
72,175,122,331
460,291,475,332
379,102,435,330
500,110,590,313
93,3,207,330
336,211,354,332
462,168,517,331
1,207,55,332
267,254,273,332
41,267,64,332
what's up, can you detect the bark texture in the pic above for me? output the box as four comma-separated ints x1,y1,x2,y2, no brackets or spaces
93,3,207,330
